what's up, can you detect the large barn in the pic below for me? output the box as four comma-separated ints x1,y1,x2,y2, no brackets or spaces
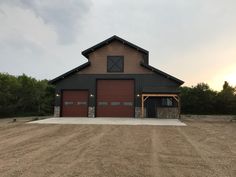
50,35,184,118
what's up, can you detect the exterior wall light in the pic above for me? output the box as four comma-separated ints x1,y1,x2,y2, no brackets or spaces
56,93,60,97
90,94,94,97
136,94,140,97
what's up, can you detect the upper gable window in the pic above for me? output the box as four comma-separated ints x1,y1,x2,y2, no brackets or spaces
107,56,124,72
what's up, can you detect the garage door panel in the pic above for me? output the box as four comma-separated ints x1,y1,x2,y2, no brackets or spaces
62,90,88,117
96,80,134,117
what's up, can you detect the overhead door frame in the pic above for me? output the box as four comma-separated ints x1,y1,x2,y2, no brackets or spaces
95,79,135,117
60,89,89,117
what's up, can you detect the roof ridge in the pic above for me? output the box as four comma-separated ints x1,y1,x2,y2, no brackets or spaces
81,35,149,58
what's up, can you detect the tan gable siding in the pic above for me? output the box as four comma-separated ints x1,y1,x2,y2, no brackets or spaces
78,40,152,74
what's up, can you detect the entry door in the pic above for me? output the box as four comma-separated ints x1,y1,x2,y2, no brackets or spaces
96,80,134,117
146,97,158,118
61,90,88,117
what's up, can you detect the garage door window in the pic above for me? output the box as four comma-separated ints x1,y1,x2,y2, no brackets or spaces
98,101,108,106
77,101,87,105
111,102,121,106
123,102,133,106
64,101,73,105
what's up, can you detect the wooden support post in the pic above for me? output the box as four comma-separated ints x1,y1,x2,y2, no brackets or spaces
178,95,181,119
144,96,149,102
141,95,144,118
173,96,179,103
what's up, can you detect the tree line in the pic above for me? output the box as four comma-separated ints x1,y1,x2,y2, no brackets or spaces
180,82,236,115
0,73,54,117
0,73,236,117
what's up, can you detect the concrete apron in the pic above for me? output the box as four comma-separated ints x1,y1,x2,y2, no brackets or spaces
29,118,186,126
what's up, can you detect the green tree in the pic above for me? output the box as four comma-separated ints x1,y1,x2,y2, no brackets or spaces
216,81,236,114
180,83,217,114
0,73,20,116
0,73,55,118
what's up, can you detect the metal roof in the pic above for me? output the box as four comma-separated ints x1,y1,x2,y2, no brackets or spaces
49,62,90,84
49,36,184,85
82,35,149,58
140,62,184,85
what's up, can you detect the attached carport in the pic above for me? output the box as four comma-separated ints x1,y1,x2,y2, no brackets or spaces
141,88,181,118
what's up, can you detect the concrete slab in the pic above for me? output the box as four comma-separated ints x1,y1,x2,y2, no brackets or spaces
29,118,186,126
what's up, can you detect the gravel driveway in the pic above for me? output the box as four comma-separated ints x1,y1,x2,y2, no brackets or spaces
0,118,235,177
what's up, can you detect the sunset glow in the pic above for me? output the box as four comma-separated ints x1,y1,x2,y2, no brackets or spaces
209,64,236,91
225,67,236,86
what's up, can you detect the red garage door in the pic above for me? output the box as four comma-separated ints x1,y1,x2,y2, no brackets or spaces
96,80,134,117
61,90,88,117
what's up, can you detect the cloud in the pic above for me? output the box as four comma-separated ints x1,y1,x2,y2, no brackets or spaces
0,0,236,90
0,3,88,80
0,0,92,44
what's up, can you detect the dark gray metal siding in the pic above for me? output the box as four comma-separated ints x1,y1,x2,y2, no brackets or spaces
54,74,180,107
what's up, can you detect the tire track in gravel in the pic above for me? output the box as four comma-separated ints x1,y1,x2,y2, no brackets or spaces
178,126,232,177
49,125,120,177
1,119,235,177
93,126,144,177
154,127,212,177
65,125,154,177
0,124,42,139
178,128,221,177
0,125,60,154
150,128,162,177
0,125,89,177
1,125,116,177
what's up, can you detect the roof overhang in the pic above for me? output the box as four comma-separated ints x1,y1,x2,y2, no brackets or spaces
140,62,184,85
49,62,90,84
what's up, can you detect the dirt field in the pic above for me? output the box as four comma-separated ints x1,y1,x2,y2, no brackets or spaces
0,118,235,177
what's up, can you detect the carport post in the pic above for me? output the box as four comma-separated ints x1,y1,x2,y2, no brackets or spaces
141,95,144,118
178,96,181,119
141,95,149,118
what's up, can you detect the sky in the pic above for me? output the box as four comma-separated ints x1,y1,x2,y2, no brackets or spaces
0,0,235,91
